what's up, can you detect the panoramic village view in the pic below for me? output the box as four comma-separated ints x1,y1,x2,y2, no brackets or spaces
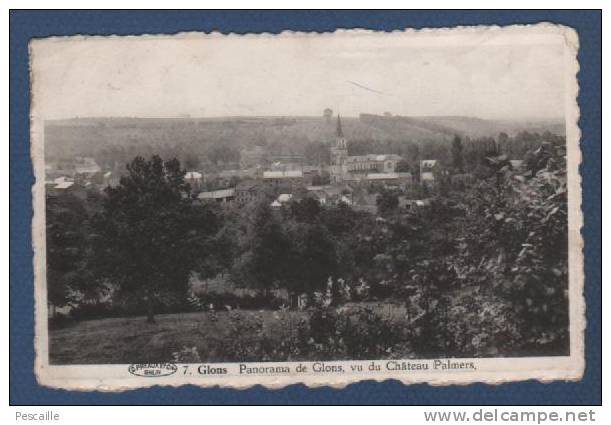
45,110,569,364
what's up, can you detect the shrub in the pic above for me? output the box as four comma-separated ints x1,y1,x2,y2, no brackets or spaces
188,291,284,311
69,292,192,320
208,304,403,362
431,293,522,357
306,305,403,359
172,346,202,363
69,301,113,321
48,312,73,329
221,311,265,361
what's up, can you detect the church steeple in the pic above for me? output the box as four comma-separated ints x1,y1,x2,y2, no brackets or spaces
336,114,344,138
330,114,348,184
334,114,347,150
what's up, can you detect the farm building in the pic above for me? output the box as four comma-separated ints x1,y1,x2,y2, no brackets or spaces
197,188,235,203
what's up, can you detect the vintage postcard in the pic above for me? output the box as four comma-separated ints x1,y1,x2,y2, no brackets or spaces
30,24,584,391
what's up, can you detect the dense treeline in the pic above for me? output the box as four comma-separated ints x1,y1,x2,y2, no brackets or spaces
47,115,563,175
47,133,569,357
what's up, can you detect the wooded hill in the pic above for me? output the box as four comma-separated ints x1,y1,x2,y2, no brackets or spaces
44,114,565,162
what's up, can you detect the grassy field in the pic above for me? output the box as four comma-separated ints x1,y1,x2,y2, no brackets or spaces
50,310,306,364
49,303,407,365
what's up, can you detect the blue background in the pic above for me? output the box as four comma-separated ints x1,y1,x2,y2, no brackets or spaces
9,10,601,405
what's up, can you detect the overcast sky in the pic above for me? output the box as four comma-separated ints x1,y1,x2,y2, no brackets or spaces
31,28,569,120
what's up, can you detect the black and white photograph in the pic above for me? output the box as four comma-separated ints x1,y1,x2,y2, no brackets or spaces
29,25,584,389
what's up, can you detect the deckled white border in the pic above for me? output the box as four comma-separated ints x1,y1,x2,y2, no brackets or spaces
29,23,584,391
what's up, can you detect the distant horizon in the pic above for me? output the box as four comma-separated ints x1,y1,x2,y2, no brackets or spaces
45,113,566,123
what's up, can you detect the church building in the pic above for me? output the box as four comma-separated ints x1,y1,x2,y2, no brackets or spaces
329,115,402,184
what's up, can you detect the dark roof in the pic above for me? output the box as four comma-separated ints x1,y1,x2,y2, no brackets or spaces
354,192,377,206
236,180,261,191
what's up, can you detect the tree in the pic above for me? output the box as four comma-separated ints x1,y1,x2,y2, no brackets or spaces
288,223,337,304
304,142,331,166
451,135,464,173
376,189,399,216
95,155,208,323
311,170,331,186
46,193,90,313
191,202,229,280
289,197,321,223
182,154,200,170
434,143,570,356
497,132,510,155
231,202,292,294
207,144,240,167
395,159,411,173
489,151,569,354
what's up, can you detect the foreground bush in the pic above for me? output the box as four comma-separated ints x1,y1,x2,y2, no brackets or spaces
215,304,406,362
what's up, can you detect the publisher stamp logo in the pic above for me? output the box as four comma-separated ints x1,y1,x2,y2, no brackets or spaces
128,363,178,377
